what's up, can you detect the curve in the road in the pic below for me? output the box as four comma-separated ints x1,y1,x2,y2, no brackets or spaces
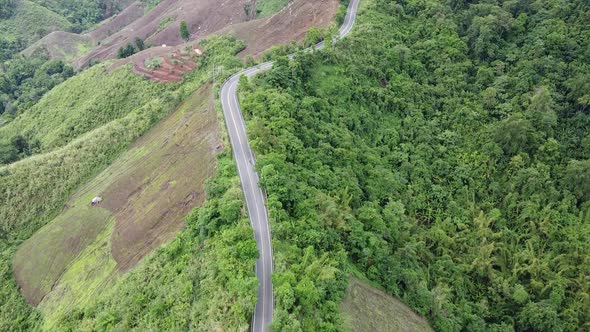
219,0,361,330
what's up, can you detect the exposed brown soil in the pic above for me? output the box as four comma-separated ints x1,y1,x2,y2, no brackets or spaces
106,0,338,83
26,0,338,83
101,84,219,271
223,0,340,57
89,1,147,43
111,46,199,82
13,205,113,306
13,84,218,306
75,0,251,68
21,1,140,61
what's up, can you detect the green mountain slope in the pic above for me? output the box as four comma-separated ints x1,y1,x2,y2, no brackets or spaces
0,64,172,153
1,0,589,331
235,0,590,330
0,0,72,60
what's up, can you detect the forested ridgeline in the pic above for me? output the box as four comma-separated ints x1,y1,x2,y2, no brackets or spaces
239,0,590,330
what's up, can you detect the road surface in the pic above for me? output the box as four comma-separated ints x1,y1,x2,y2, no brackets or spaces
219,0,360,330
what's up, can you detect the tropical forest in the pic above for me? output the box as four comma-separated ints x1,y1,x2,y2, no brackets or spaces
0,0,588,331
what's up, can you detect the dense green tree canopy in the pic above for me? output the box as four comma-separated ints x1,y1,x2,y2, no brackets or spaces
238,0,590,330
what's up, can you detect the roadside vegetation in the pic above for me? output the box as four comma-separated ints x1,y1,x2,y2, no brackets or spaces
237,0,590,330
2,0,588,331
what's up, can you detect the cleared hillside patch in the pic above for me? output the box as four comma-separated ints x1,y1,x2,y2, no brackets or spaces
0,35,244,331
13,84,220,326
37,220,118,331
221,0,339,58
13,205,113,306
22,31,93,61
341,277,433,332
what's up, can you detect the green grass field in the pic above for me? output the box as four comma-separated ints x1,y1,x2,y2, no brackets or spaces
341,277,433,332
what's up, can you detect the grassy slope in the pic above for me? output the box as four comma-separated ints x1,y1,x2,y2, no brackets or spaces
0,0,72,45
23,32,93,61
0,35,247,331
0,62,175,240
14,84,219,329
0,64,173,152
341,277,433,332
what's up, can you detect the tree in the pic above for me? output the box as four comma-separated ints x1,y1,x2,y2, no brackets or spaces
493,114,539,156
117,43,136,58
0,0,15,19
134,37,145,51
527,86,557,134
180,21,190,41
563,159,590,203
0,138,17,164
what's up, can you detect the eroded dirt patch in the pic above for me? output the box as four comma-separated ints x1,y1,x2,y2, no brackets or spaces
75,0,250,68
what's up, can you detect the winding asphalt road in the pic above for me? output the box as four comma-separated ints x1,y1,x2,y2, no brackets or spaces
220,0,360,330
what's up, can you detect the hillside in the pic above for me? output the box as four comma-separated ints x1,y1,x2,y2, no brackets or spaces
237,0,590,330
0,0,71,61
23,0,338,71
73,0,259,68
0,35,249,331
1,0,588,331
0,0,137,61
14,84,220,329
0,0,142,127
0,0,343,329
